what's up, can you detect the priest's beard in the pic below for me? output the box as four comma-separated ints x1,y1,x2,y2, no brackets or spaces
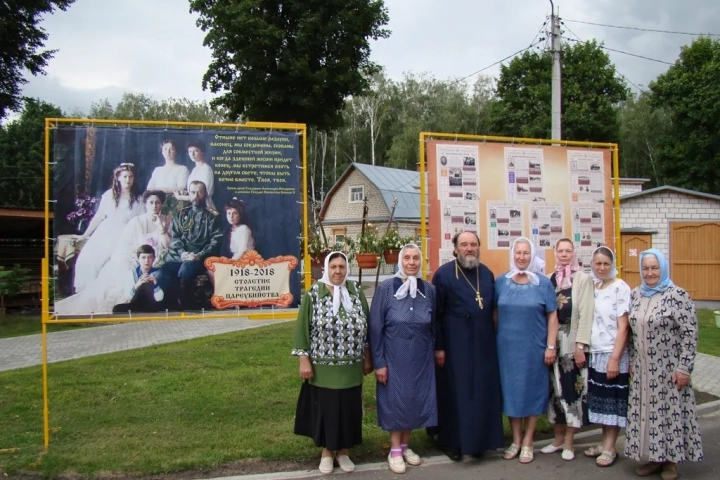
457,254,479,270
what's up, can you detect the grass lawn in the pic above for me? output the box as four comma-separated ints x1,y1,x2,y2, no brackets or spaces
697,308,720,357
0,321,546,478
0,315,95,339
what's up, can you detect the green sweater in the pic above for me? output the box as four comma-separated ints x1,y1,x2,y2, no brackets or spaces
292,281,370,389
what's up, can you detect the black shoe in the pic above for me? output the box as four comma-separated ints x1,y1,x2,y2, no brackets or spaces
443,447,462,462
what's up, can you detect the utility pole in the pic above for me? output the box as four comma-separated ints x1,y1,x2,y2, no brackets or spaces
550,0,562,140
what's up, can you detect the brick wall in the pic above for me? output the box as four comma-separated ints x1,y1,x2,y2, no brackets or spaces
323,170,388,222
618,183,643,197
620,191,720,257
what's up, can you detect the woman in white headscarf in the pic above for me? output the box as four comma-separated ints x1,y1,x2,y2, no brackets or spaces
369,244,437,474
292,251,372,475
583,246,631,468
495,237,559,465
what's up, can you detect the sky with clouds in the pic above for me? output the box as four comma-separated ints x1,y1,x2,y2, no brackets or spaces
20,0,720,115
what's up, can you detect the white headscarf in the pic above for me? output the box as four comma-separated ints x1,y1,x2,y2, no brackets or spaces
505,237,545,285
394,243,422,300
318,251,353,314
590,246,619,285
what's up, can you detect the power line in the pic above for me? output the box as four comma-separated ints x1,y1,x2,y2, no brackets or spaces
560,26,646,92
450,19,549,85
560,36,675,66
563,18,720,37
450,39,545,85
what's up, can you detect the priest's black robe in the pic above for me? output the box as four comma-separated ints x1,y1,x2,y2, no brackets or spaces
430,260,504,455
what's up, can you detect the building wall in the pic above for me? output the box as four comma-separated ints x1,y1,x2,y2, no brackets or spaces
618,183,644,198
620,191,720,257
323,170,388,222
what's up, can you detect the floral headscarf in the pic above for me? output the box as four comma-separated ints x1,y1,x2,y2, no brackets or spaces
554,238,581,290
318,251,352,314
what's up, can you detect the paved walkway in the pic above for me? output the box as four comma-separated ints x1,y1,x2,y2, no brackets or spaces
1,309,719,399
0,317,287,372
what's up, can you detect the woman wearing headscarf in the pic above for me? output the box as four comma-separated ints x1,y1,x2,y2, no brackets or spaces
540,238,594,461
625,249,703,480
370,244,437,474
495,237,558,464
292,251,373,475
584,246,631,467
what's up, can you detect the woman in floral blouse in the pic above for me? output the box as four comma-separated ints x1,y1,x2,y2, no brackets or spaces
626,249,703,480
292,251,373,475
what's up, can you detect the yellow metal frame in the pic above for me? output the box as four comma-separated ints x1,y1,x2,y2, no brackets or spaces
417,132,621,278
42,118,308,447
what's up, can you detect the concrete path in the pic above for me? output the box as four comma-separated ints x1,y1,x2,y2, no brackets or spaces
243,408,720,480
0,317,287,372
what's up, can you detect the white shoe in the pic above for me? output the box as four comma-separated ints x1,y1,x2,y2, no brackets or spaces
562,449,575,461
388,454,406,474
403,448,422,466
319,455,334,474
540,443,564,454
336,454,355,472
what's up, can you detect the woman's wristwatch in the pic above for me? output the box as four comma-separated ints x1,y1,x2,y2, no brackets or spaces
546,345,556,350
577,344,586,351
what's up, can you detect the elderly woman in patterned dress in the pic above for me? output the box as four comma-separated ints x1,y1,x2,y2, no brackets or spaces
625,249,703,480
540,238,594,461
292,251,373,475
370,244,437,474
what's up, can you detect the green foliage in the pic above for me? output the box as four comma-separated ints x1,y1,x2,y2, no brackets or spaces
490,40,629,142
0,0,75,118
0,97,64,208
0,264,31,315
616,92,672,184
85,92,227,122
698,309,720,357
354,224,382,254
189,0,390,131
649,36,720,194
379,229,414,251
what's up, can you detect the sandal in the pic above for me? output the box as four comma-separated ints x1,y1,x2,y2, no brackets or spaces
503,443,520,460
596,450,617,467
584,445,603,458
519,446,534,464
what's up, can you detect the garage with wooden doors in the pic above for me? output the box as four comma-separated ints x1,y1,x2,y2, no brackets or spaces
620,229,655,290
670,221,720,301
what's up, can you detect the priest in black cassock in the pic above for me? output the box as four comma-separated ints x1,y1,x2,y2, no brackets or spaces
430,231,504,460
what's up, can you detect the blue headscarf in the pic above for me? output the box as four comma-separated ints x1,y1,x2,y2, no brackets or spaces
638,248,674,297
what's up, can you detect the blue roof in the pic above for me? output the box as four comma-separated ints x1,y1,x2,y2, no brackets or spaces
352,163,420,221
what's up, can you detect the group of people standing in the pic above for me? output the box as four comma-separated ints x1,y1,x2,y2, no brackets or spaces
56,139,256,314
292,233,703,480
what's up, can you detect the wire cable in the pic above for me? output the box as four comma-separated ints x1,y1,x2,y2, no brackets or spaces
560,26,647,92
449,39,545,85
449,18,550,85
563,19,720,37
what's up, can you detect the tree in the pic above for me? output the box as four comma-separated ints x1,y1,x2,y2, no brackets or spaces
649,37,720,194
85,92,227,123
0,0,75,119
0,97,64,209
489,40,629,142
189,0,390,131
0,264,31,316
616,92,671,185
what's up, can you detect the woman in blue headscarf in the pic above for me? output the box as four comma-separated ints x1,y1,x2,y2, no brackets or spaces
625,249,703,480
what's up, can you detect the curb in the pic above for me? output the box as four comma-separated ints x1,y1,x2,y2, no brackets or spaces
218,399,720,480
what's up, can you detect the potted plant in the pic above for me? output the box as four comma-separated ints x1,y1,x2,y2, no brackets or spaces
380,229,404,264
354,224,382,269
307,233,330,267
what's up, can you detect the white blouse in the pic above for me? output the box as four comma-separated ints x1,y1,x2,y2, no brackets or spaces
146,163,189,192
229,225,255,260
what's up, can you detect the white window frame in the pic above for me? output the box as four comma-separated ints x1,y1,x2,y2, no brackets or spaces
348,185,364,203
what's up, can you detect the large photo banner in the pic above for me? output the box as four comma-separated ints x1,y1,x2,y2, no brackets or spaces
52,126,302,316
428,140,614,278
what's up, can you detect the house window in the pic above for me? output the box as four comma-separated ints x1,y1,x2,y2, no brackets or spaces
332,227,347,246
349,185,364,203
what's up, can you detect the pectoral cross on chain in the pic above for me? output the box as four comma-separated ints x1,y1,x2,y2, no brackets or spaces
476,293,483,309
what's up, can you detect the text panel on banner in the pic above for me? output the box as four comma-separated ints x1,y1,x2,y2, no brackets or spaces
52,127,301,315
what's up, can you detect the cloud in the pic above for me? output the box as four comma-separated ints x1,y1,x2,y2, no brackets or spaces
20,0,720,115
